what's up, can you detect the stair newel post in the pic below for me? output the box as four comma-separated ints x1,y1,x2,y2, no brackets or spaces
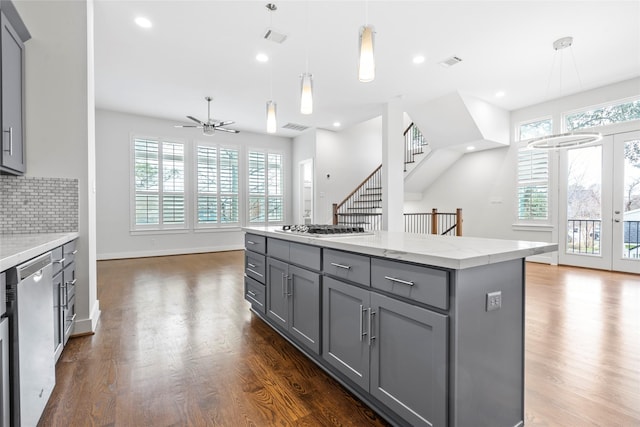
456,208,463,236
332,203,338,225
431,208,438,235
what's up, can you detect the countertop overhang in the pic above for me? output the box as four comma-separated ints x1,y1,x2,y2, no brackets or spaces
244,227,558,270
0,232,79,271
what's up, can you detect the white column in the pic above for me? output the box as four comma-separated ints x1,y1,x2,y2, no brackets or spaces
382,99,404,231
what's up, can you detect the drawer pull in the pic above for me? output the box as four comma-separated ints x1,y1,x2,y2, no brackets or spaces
368,308,376,346
53,258,66,264
71,250,79,255
384,276,414,287
359,304,367,341
247,290,257,297
248,263,257,268
330,262,352,270
246,268,263,278
247,241,256,245
65,279,77,286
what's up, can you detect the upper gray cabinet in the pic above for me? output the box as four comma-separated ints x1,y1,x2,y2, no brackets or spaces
0,1,30,175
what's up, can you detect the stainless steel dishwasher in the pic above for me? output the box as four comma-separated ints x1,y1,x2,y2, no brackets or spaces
6,252,55,427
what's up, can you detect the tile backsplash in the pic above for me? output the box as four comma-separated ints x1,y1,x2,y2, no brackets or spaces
0,176,79,234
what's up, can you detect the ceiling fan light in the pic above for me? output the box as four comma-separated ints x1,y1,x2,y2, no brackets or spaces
358,25,375,82
300,73,313,115
203,126,215,136
266,101,277,134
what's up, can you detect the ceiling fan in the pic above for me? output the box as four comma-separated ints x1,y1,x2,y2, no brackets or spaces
174,96,239,135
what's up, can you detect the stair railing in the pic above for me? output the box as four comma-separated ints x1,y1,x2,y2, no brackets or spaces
332,165,383,230
404,208,463,236
404,122,427,171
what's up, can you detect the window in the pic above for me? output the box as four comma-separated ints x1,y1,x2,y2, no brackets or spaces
566,98,640,131
196,144,239,226
248,151,283,223
133,137,185,229
517,119,551,222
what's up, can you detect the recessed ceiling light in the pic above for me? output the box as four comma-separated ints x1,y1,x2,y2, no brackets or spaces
466,146,476,151
412,55,426,64
134,17,152,29
256,53,269,63
495,91,505,98
333,122,341,128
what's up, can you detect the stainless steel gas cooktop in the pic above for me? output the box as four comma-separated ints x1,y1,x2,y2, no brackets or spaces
274,224,374,238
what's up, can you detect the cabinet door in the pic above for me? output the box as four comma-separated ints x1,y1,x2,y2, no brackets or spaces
370,293,448,427
322,277,370,390
0,317,9,427
288,265,320,354
266,257,289,329
1,12,25,174
52,272,63,360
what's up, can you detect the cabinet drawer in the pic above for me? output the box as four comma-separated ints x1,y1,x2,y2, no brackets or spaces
290,242,321,271
245,276,265,313
63,240,78,267
323,249,370,286
245,233,266,254
51,246,64,276
245,251,266,284
267,238,289,261
0,272,5,317
371,258,449,310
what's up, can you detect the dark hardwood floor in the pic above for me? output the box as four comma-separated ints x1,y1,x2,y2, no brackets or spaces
38,252,639,426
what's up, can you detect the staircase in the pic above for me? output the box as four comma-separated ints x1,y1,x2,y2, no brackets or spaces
332,123,462,234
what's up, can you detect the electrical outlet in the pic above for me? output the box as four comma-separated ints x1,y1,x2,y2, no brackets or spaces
486,291,502,312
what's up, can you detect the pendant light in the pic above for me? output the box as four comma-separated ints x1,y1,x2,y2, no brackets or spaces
266,100,277,133
300,1,313,114
358,2,375,82
527,37,602,150
265,3,278,133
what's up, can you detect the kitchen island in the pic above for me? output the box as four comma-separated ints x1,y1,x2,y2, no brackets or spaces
243,226,557,427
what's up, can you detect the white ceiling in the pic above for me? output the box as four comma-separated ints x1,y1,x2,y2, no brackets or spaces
94,1,640,137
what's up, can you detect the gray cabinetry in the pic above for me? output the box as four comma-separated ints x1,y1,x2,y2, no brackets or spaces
244,233,267,313
52,239,77,361
0,271,7,427
323,275,447,427
0,3,29,175
266,256,321,354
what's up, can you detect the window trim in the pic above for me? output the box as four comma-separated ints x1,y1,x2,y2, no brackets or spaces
130,134,189,232
247,148,286,225
193,140,241,229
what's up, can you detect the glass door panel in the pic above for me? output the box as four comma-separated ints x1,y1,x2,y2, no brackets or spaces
612,132,640,273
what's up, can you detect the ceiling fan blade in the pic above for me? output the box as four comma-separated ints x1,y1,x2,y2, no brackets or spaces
187,115,204,125
174,125,201,128
216,120,235,127
215,127,240,134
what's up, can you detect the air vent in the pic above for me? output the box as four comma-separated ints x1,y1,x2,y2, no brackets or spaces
264,28,287,44
282,123,309,132
439,56,463,68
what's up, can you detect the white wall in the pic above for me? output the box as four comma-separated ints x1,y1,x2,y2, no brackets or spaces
406,77,640,263
16,0,100,334
95,109,292,259
314,117,383,224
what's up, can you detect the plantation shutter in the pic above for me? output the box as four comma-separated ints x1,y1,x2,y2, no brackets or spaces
517,148,549,220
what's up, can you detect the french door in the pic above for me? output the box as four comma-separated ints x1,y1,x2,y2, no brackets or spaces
559,130,640,273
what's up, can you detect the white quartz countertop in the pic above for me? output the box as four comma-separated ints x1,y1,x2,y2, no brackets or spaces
0,232,79,272
244,227,558,270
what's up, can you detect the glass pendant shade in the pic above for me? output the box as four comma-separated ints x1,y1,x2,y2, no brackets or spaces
266,101,277,134
358,25,375,82
300,73,313,115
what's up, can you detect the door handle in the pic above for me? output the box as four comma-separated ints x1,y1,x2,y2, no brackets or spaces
368,308,376,346
286,275,292,297
359,304,367,341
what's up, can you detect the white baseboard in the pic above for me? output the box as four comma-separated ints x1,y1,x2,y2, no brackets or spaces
526,253,556,265
73,300,101,335
97,244,244,260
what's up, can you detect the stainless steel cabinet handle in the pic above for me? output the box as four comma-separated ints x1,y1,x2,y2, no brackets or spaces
247,241,256,245
247,290,257,297
71,250,78,255
65,279,77,286
384,276,414,287
287,276,293,296
61,282,69,309
53,258,66,264
330,262,352,270
282,273,287,297
247,263,257,268
246,268,263,278
359,304,366,341
3,127,12,155
368,308,376,346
